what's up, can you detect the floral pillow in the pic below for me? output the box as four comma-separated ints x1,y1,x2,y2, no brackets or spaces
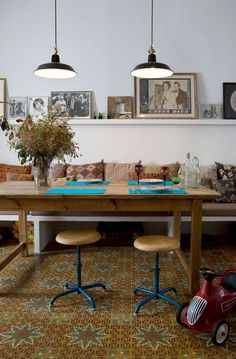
66,161,104,180
210,179,236,203
215,161,236,180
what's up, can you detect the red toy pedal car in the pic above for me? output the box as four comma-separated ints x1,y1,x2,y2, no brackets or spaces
176,267,236,345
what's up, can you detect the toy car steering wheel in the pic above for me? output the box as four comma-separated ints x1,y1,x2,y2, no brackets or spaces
199,267,222,281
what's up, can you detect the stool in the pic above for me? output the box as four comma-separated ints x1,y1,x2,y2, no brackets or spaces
50,229,106,309
133,235,180,315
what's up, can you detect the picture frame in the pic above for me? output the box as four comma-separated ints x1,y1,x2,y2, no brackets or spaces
223,83,236,119
107,96,133,119
8,97,27,119
135,73,197,119
200,104,222,119
0,78,6,118
51,91,92,119
28,96,48,121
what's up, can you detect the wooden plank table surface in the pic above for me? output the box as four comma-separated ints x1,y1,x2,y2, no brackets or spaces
0,181,220,295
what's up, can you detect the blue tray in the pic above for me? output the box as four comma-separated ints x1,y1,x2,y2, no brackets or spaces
128,188,187,195
44,188,106,195
66,180,110,186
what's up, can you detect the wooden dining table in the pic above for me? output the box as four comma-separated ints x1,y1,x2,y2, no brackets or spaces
0,181,220,295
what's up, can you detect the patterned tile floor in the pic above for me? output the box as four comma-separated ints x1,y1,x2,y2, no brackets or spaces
0,242,236,359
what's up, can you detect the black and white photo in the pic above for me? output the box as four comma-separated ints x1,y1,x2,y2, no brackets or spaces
9,97,27,119
51,91,92,118
28,96,48,121
223,83,236,119
135,73,197,119
200,104,222,119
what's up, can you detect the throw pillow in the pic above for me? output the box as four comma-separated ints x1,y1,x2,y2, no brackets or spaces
104,161,141,182
0,163,31,182
210,179,236,203
215,161,236,180
6,173,34,181
49,163,67,180
66,160,104,180
128,162,179,181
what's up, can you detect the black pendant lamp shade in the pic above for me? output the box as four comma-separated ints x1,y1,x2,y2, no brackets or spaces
131,0,173,79
34,0,77,79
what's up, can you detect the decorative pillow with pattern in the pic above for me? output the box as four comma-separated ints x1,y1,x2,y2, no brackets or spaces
128,162,179,181
104,162,140,182
210,179,236,203
66,161,104,180
0,163,31,182
49,163,67,180
215,161,236,180
6,173,34,181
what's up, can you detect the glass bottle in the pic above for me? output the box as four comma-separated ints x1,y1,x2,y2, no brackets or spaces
185,152,192,187
178,164,187,187
191,156,201,188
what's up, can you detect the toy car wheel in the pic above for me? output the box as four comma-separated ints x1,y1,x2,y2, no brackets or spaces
176,302,189,327
211,320,229,346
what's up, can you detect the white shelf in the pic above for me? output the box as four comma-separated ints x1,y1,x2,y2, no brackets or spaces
67,118,236,126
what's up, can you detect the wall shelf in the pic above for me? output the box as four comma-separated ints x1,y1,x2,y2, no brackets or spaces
67,118,236,126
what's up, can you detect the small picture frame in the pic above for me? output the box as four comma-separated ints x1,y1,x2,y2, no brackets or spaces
8,97,27,119
28,96,48,121
107,96,133,119
135,73,197,119
200,104,222,119
223,83,236,119
51,91,92,118
0,78,6,118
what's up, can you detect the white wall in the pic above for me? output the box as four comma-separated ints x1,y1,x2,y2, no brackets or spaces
0,0,236,165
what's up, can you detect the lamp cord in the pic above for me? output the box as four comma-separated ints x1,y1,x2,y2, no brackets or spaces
151,0,153,48
54,0,58,53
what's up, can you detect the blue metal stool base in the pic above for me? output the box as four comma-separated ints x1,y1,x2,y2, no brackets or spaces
133,252,180,315
50,246,106,309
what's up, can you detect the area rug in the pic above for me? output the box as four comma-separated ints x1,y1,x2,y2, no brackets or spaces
0,243,236,359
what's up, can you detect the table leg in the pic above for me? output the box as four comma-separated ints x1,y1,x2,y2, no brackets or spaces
19,210,28,257
190,200,202,295
173,211,181,242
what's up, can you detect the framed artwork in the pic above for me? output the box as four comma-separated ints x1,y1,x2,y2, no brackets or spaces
135,73,197,119
200,104,222,119
107,96,133,119
51,91,92,118
9,97,27,119
223,83,236,119
28,96,48,121
0,78,6,118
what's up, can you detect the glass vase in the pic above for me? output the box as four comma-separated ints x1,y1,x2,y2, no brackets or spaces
33,164,51,187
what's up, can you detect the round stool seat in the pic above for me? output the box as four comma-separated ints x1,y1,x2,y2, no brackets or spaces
56,229,101,246
134,235,180,252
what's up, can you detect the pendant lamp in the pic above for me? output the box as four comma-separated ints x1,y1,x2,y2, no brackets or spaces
131,0,173,79
34,0,77,79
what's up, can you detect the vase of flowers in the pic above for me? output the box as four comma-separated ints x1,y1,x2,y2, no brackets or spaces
7,111,80,187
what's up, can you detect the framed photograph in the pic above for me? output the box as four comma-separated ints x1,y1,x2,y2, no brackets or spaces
135,73,197,119
28,96,48,121
107,96,133,119
8,97,27,119
0,78,6,118
51,91,92,118
200,104,222,119
223,83,236,119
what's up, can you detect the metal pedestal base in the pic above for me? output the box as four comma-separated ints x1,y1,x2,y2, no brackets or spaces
134,252,180,315
50,246,106,309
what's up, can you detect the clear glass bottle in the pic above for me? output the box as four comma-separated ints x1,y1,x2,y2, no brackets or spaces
185,152,192,187
178,163,187,187
191,156,201,188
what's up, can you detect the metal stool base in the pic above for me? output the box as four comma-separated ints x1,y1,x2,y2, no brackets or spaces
133,252,180,315
50,245,106,309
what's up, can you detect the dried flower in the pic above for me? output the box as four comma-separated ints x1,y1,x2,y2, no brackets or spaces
7,110,80,166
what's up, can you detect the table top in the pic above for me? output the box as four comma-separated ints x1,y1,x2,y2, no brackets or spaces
0,181,220,201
